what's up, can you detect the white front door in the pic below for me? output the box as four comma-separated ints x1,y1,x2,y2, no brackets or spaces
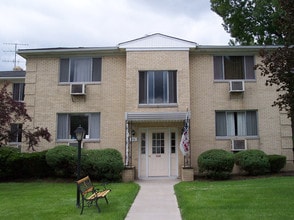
139,128,178,178
148,130,169,176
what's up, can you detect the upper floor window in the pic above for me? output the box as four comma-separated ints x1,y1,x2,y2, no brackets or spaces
59,58,101,83
13,83,25,101
139,70,177,104
214,56,255,80
216,110,258,137
57,113,100,140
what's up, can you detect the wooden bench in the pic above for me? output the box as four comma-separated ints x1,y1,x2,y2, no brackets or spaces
76,176,111,215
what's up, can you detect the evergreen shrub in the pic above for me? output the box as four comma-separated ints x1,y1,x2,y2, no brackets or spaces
46,145,124,181
0,147,53,179
198,149,235,180
268,154,286,173
235,150,270,175
45,145,77,178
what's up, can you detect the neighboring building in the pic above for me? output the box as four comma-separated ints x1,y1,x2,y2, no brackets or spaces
0,70,26,147
2,33,292,178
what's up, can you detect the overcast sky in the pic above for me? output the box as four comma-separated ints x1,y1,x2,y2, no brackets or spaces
0,0,231,70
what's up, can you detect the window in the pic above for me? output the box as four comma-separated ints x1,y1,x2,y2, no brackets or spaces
152,132,165,154
9,124,22,142
141,133,146,154
139,71,177,104
214,56,255,80
13,83,25,101
170,132,176,154
57,113,100,140
59,58,101,83
216,111,258,137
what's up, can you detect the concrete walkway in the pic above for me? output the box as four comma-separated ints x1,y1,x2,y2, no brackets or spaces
125,178,182,220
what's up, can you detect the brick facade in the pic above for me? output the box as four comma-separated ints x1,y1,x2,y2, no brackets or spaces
6,33,292,178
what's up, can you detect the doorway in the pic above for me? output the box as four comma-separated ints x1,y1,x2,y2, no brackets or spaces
139,128,178,178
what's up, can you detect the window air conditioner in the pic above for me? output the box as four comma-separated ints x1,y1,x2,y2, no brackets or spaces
70,83,86,95
231,139,247,151
229,80,245,92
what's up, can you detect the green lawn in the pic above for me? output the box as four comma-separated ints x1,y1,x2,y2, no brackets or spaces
175,176,294,220
0,180,139,220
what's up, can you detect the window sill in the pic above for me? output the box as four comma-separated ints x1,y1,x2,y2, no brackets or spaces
56,139,100,143
214,79,256,83
58,82,101,86
138,103,178,108
215,136,259,140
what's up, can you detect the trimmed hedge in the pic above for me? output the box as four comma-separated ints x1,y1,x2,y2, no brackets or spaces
268,154,286,173
82,149,124,181
235,150,270,175
45,145,77,178
0,146,53,180
46,145,124,181
198,149,235,180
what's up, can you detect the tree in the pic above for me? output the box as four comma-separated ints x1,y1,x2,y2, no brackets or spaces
0,82,51,150
255,0,294,147
211,0,294,148
210,0,284,45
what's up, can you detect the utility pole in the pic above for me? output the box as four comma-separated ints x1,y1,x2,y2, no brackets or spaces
3,43,28,69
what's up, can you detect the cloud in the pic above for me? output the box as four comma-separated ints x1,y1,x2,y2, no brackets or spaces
0,0,230,70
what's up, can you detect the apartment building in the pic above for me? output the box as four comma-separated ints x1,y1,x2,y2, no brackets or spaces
2,33,293,178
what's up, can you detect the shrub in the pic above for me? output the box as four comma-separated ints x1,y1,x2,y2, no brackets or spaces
0,147,20,179
0,147,53,180
268,154,286,173
235,150,270,175
83,149,124,181
198,149,235,180
21,151,54,178
46,145,124,181
46,145,78,178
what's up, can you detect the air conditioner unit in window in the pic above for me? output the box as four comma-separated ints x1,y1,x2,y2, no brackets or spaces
231,139,247,151
70,83,86,95
229,80,245,92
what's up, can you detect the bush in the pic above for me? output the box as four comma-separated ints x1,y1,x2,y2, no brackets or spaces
268,154,286,173
0,147,20,179
46,145,77,178
0,147,53,180
83,149,124,181
198,149,235,180
46,145,124,181
235,150,270,175
21,151,54,178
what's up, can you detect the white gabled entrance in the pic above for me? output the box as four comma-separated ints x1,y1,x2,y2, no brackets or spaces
139,128,178,178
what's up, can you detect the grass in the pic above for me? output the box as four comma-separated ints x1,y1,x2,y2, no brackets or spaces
0,180,139,220
175,176,294,220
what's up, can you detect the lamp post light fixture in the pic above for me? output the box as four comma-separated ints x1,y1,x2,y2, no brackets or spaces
74,125,85,208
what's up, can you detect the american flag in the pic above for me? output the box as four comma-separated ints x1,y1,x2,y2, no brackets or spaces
180,112,189,156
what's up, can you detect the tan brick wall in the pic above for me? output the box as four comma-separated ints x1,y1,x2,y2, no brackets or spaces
18,49,293,174
189,54,293,171
124,50,191,172
22,56,127,157
125,51,190,113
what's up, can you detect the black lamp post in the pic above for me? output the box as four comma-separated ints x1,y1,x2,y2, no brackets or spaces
74,125,85,208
